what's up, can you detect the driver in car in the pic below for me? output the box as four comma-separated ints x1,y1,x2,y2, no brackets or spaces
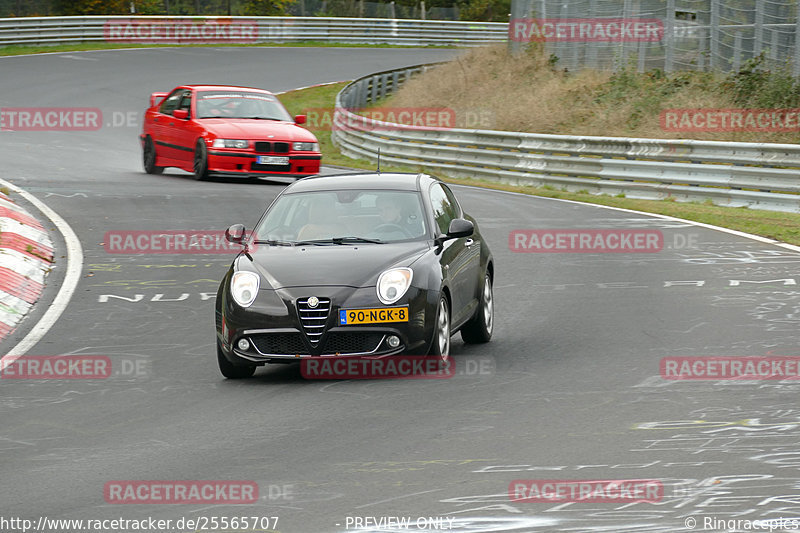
377,196,404,225
375,195,424,238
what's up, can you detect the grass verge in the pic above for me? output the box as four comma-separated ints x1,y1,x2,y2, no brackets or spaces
0,41,454,57
386,44,800,144
280,82,800,247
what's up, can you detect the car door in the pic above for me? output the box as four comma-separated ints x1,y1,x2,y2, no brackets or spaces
162,89,197,165
171,90,199,165
428,183,481,326
148,88,184,162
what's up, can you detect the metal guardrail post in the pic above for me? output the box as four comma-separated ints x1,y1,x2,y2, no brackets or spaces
710,0,720,70
755,0,764,56
795,3,800,77
665,0,675,72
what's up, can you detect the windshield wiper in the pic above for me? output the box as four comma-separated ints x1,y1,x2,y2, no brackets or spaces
241,116,282,121
331,236,384,244
252,239,294,246
294,239,339,246
294,237,384,246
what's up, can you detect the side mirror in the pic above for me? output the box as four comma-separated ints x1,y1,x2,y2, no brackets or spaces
447,218,474,239
225,224,246,244
294,114,307,125
173,109,189,120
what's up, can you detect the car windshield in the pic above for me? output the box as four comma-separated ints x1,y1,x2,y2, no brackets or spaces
254,190,429,244
196,90,293,120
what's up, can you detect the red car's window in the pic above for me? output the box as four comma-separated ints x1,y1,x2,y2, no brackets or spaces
196,91,292,121
159,89,185,116
176,93,192,118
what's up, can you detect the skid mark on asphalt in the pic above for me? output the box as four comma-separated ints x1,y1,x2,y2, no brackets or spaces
317,382,372,399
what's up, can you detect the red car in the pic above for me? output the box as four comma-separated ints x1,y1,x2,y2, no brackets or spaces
140,85,321,180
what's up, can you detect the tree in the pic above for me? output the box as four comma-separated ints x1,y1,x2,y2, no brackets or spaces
51,0,164,14
458,0,509,22
243,0,296,15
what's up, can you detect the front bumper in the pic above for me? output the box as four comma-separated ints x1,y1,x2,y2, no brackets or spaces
207,150,321,176
218,285,433,366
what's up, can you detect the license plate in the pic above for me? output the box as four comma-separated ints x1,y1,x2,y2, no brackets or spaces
257,156,289,165
339,307,409,325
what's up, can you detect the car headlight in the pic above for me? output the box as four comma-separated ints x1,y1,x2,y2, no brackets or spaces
212,139,249,149
231,271,259,308
292,142,319,151
377,268,413,305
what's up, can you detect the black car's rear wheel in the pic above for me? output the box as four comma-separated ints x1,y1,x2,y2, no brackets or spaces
143,136,164,174
429,295,450,362
461,272,493,344
217,342,256,379
193,139,210,181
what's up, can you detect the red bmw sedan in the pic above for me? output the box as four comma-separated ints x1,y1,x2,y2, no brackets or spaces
140,85,321,180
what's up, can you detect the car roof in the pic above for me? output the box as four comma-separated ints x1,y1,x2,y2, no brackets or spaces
287,172,439,193
181,85,274,95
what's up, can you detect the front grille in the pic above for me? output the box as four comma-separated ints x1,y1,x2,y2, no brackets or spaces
254,141,290,154
297,297,331,346
250,333,309,355
322,333,384,355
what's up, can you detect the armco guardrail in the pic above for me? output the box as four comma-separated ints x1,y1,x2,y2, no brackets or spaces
332,64,800,213
0,16,506,47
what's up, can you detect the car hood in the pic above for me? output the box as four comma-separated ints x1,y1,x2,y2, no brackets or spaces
201,119,317,142
241,241,429,289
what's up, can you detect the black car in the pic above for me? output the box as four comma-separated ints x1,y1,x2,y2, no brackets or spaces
215,172,494,379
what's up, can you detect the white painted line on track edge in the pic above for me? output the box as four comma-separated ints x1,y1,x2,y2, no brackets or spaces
452,183,800,253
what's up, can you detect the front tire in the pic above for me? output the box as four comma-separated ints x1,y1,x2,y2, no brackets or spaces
193,139,210,181
461,272,493,344
428,295,451,362
217,342,256,379
143,136,164,175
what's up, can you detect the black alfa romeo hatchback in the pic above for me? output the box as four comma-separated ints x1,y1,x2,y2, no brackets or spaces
215,172,494,379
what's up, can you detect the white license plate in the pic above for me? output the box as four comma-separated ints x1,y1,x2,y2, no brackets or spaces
257,156,289,165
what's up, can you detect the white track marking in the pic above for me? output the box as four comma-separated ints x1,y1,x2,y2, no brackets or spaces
453,184,800,253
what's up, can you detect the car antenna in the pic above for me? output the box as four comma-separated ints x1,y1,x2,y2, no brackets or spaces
376,148,381,174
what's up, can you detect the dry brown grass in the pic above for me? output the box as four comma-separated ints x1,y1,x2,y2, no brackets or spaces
385,44,800,144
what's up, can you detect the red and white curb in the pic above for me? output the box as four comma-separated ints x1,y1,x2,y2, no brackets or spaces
0,192,54,341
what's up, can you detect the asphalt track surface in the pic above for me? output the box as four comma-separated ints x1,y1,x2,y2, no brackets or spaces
2,47,800,533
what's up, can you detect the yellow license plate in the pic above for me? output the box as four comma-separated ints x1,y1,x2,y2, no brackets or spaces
339,307,409,325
